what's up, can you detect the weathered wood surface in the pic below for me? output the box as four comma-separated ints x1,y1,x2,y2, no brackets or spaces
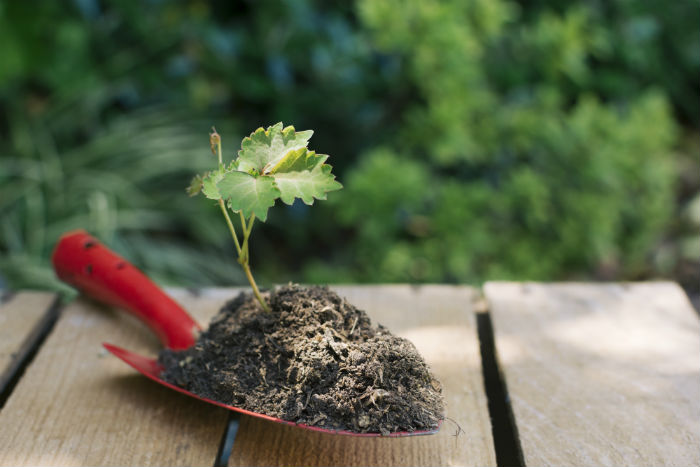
229,285,496,467
484,282,700,467
0,292,58,394
0,289,232,467
6,282,694,466
0,285,492,466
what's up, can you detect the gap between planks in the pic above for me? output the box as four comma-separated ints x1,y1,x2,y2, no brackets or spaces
474,301,525,467
0,292,62,408
484,281,700,467
0,289,233,467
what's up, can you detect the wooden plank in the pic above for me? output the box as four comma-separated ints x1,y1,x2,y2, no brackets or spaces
229,285,496,467
0,288,234,467
0,292,59,397
484,282,700,467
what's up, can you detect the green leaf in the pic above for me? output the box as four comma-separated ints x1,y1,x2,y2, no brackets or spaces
217,171,280,221
186,174,204,197
201,169,225,200
237,122,314,174
195,161,239,200
200,124,341,221
267,147,327,174
270,149,343,205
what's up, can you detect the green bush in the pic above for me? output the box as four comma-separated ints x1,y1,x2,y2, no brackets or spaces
304,0,680,283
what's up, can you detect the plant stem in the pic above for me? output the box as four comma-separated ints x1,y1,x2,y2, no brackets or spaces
239,212,249,262
212,128,269,312
237,213,269,311
241,260,270,312
212,127,223,168
218,199,242,256
245,213,256,237
239,212,256,262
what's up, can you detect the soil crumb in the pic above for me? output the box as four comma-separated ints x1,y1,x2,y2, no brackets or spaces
159,285,444,434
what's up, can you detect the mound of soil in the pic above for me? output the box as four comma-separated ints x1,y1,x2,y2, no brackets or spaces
158,285,444,434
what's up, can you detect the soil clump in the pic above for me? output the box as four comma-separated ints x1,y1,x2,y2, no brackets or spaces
159,285,444,434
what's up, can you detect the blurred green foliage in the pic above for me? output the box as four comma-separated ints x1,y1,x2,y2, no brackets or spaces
0,0,697,292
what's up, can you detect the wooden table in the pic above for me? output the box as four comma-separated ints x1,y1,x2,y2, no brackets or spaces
0,283,697,466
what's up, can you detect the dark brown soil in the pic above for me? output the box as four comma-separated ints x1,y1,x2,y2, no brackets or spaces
158,285,444,434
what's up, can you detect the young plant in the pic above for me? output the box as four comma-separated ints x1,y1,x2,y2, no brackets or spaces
187,123,342,311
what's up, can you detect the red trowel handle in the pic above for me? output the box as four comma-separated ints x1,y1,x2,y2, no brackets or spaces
52,230,200,350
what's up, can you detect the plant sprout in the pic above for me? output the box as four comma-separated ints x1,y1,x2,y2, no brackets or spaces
187,123,342,311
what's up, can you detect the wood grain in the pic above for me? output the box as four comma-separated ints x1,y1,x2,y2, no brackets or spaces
484,282,700,467
0,289,235,467
229,285,496,467
0,292,58,396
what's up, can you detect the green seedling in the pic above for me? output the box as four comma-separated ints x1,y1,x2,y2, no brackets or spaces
188,123,343,311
